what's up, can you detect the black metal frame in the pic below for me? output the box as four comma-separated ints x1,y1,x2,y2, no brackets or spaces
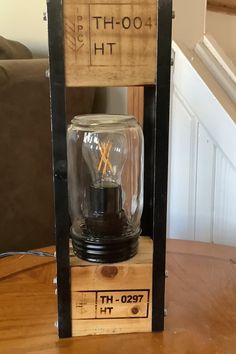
47,0,172,338
47,0,72,338
153,0,172,330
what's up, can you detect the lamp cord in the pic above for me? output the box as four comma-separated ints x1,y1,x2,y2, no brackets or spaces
0,251,55,259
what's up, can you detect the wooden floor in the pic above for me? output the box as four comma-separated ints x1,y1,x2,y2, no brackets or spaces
0,240,235,353
208,0,236,14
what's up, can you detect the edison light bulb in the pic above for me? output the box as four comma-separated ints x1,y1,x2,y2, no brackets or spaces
82,131,128,185
82,131,128,236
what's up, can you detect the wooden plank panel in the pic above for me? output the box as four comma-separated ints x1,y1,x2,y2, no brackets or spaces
64,0,157,86
72,318,151,336
208,0,236,14
70,237,153,336
71,263,152,291
72,290,149,319
213,148,236,246
128,87,144,126
195,124,215,243
168,91,197,240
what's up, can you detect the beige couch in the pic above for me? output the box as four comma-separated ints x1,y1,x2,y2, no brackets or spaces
0,37,96,252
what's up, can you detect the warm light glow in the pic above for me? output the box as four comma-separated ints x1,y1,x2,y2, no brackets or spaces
98,141,113,176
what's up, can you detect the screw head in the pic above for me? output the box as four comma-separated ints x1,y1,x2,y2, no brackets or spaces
45,69,50,78
43,12,47,21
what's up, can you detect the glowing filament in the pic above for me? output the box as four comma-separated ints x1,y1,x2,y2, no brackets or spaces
98,141,113,176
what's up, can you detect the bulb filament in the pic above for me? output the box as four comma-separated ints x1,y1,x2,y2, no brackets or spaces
98,141,113,176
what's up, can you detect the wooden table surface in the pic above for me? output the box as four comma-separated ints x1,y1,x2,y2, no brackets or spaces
0,240,235,354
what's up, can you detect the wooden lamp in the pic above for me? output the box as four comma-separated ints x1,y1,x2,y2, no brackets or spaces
47,0,172,338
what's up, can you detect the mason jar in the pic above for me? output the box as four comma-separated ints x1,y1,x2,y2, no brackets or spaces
67,114,144,263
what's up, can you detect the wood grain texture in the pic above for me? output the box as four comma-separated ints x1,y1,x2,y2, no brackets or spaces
0,246,55,280
71,237,152,336
64,0,157,86
0,241,236,353
128,87,144,126
208,0,236,14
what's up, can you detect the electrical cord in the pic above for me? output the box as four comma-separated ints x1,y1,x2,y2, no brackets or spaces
0,251,55,259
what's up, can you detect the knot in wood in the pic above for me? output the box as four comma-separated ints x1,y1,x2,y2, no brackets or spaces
131,306,139,315
101,266,118,278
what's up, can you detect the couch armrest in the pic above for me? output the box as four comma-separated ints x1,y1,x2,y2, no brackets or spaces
0,59,95,251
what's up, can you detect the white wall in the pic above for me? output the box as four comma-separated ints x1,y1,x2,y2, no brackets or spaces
206,11,236,66
0,0,48,57
173,0,206,48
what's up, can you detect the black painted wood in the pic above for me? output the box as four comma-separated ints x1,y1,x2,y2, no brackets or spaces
142,86,156,236
47,0,72,338
152,0,173,331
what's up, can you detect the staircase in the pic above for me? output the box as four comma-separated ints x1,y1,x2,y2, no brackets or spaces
168,40,236,246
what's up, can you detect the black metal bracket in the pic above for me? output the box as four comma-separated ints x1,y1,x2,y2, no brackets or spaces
142,0,173,331
152,0,172,331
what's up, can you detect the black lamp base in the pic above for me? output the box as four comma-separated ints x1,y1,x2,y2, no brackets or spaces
71,227,140,263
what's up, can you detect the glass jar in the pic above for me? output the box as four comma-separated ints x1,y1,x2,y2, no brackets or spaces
67,114,144,263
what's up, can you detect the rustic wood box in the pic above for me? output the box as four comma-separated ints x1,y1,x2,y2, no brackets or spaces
70,237,153,336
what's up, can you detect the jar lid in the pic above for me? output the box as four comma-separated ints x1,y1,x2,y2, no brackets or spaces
72,114,137,129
